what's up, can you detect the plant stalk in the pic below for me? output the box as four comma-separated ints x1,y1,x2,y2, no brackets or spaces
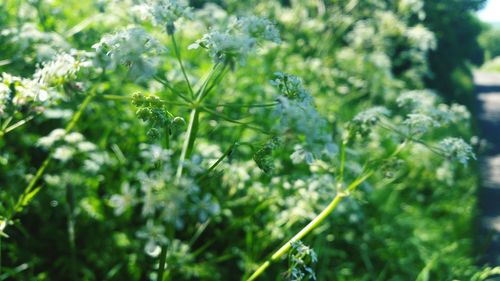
246,172,372,281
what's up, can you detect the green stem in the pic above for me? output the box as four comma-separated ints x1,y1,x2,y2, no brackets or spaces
171,33,194,99
154,76,192,103
199,63,228,101
0,115,36,138
206,102,279,108
201,107,269,134
337,138,347,185
246,172,373,281
4,93,95,230
197,142,237,181
157,246,167,281
175,108,198,184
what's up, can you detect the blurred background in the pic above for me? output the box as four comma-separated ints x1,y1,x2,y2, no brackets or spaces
1,0,500,280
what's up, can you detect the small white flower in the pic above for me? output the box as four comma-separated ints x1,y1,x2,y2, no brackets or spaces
237,15,281,43
403,113,439,134
33,53,80,85
397,90,437,110
93,27,166,79
109,183,136,216
64,132,84,144
53,146,75,162
353,106,390,126
189,15,280,65
77,141,97,152
438,137,476,165
407,24,436,51
37,128,66,148
132,0,192,30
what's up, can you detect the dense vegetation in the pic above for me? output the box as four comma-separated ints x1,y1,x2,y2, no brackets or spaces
479,22,500,72
1,0,498,280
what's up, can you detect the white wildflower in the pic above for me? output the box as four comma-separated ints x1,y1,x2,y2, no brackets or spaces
64,132,84,144
92,27,166,79
189,30,256,64
270,72,308,100
237,15,281,43
434,103,470,125
189,16,280,65
438,137,476,165
110,183,136,216
37,128,66,148
137,220,168,257
353,106,391,126
273,73,336,163
407,24,436,51
397,90,437,110
33,53,80,85
77,141,97,152
1,73,50,106
132,0,192,32
403,113,439,134
53,146,75,162
291,145,315,164
140,144,172,163
0,83,9,114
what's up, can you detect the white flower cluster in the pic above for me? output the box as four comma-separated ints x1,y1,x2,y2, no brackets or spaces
402,113,439,134
353,106,391,126
266,174,336,239
438,137,476,165
0,72,48,114
1,23,70,61
188,16,280,65
237,16,281,43
398,0,426,20
272,73,336,164
396,89,437,109
407,24,436,51
92,27,166,79
33,53,82,86
397,90,471,135
37,129,97,162
110,183,136,216
351,106,391,136
137,219,169,257
1,53,84,114
132,0,192,33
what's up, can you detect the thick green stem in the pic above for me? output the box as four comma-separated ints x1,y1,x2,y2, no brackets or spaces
246,172,372,281
175,108,199,184
157,246,167,281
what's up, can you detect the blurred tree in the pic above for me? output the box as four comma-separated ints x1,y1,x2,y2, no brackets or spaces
479,24,500,61
422,0,486,106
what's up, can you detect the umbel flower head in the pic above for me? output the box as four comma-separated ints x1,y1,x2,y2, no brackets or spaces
33,53,82,86
350,106,391,137
92,27,166,80
272,73,337,164
438,137,476,166
188,15,280,65
132,0,193,34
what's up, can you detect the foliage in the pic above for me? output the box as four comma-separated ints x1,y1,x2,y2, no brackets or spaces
422,0,486,106
0,0,496,281
480,56,500,73
479,24,500,61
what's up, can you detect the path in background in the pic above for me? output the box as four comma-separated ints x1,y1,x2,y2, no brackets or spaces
475,72,500,266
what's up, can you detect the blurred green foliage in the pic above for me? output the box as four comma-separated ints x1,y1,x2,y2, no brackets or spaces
423,0,485,106
479,24,500,62
0,0,494,280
